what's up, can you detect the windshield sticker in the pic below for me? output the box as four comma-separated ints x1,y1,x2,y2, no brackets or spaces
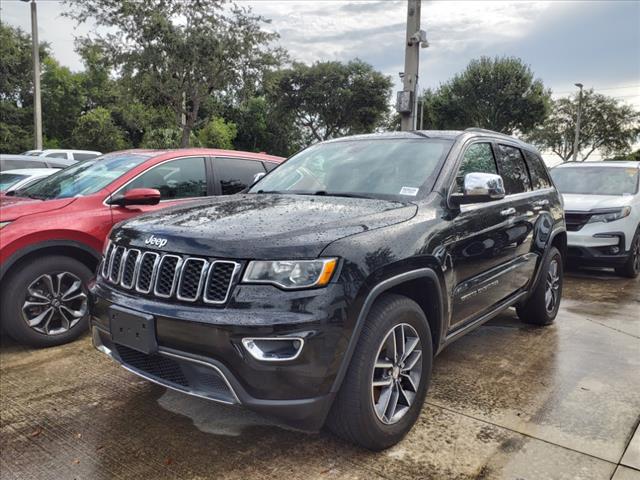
400,186,419,196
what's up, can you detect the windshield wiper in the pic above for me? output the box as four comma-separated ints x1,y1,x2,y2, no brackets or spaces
255,189,284,194
303,191,375,199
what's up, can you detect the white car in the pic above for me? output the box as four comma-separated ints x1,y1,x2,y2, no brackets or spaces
550,161,640,278
0,168,60,194
21,149,102,161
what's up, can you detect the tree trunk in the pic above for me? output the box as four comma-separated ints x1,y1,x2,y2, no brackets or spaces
180,124,191,148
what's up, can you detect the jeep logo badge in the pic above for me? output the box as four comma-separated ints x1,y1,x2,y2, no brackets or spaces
144,235,168,248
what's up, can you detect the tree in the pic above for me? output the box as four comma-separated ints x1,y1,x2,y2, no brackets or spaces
41,57,86,146
226,96,302,156
198,117,237,149
71,107,127,152
527,90,640,162
64,0,281,147
421,56,550,134
268,60,392,144
0,22,49,152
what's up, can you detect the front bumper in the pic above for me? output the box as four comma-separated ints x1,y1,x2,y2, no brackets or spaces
567,231,628,267
89,281,352,430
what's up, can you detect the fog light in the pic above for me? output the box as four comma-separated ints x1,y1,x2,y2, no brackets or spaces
242,337,304,362
610,246,620,254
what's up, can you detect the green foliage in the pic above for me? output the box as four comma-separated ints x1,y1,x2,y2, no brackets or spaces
0,22,49,152
71,107,128,152
41,57,86,146
228,96,302,156
140,128,198,149
198,117,237,150
63,0,282,147
267,59,392,143
421,56,550,134
607,150,640,162
527,90,640,162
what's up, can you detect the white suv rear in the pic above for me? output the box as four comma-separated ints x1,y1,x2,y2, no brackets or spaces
550,161,640,278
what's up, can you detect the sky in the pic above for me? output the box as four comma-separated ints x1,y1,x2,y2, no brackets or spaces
1,0,639,160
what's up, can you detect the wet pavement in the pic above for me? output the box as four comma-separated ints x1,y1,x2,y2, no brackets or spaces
1,270,639,480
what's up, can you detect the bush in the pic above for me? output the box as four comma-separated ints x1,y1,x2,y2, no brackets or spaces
197,117,237,149
71,107,128,153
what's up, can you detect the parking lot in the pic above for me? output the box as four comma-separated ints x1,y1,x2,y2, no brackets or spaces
1,270,638,480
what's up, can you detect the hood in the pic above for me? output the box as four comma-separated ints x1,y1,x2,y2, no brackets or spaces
562,193,633,212
0,195,76,221
114,194,417,258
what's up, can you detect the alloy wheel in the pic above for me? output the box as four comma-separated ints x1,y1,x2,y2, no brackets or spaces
371,323,423,425
21,272,88,335
545,258,561,313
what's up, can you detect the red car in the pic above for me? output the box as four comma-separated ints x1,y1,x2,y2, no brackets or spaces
0,149,283,347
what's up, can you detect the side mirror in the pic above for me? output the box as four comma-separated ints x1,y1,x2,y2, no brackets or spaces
108,188,161,207
450,172,505,206
252,172,266,185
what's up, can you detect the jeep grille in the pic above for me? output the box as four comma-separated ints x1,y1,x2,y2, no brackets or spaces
101,245,240,304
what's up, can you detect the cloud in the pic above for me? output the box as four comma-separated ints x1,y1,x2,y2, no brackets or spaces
1,0,637,107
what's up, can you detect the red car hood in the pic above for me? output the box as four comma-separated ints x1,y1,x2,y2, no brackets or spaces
0,195,76,221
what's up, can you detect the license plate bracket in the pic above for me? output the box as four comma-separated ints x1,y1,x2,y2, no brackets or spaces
109,306,157,354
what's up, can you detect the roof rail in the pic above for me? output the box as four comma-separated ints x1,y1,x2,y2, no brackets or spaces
464,127,501,134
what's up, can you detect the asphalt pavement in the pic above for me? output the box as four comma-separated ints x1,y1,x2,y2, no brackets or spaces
1,270,639,480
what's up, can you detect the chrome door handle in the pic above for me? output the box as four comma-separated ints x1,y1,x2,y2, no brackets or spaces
500,207,516,217
533,199,549,207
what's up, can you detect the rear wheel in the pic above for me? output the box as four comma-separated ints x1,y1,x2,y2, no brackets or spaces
517,246,563,326
615,228,640,279
326,294,433,450
1,255,92,347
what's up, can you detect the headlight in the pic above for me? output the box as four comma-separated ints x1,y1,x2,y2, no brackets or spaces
0,221,11,229
588,207,631,224
243,258,338,289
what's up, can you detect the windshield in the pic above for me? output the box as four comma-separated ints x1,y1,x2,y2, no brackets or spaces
250,138,453,200
16,153,151,200
550,166,639,196
0,173,28,190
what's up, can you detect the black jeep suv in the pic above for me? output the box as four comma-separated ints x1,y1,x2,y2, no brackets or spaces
90,129,566,450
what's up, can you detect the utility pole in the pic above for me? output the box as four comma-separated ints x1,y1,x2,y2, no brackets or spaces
572,83,583,162
396,0,427,131
21,0,43,150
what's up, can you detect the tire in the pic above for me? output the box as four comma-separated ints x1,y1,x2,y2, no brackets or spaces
326,293,433,450
1,255,92,347
615,228,640,279
517,246,563,326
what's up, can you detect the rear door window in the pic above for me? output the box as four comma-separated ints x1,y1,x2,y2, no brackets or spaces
125,157,208,200
523,150,552,190
496,145,532,195
215,157,266,195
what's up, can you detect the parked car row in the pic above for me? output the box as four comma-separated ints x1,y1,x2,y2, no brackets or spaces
1,130,637,452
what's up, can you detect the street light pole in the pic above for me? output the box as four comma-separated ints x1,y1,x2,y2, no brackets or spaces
23,0,43,150
572,83,583,162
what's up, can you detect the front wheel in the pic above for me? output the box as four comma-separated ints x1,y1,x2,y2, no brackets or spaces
1,255,92,347
326,294,433,450
615,228,640,279
517,246,563,326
